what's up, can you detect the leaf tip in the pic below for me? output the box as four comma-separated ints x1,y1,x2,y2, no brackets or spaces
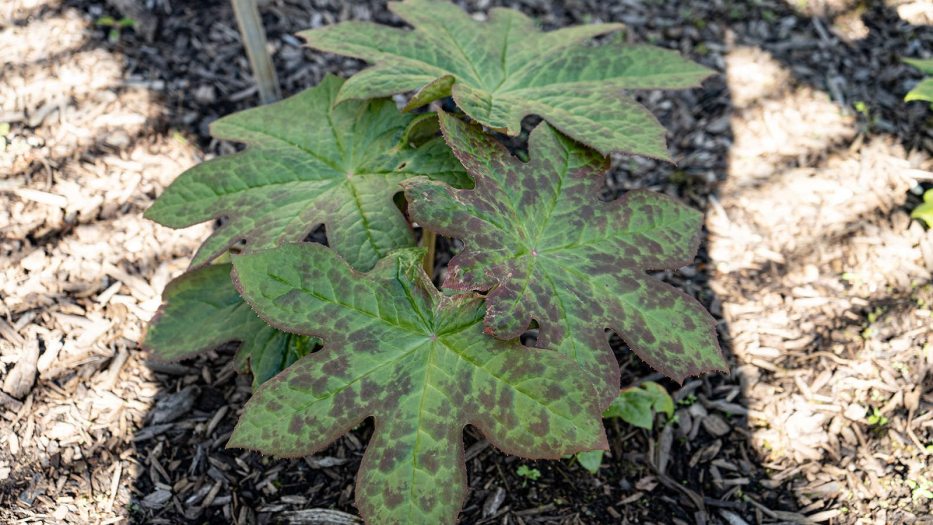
225,425,250,451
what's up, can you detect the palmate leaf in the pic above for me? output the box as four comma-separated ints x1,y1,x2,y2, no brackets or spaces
143,264,317,388
145,74,468,272
300,0,714,159
404,113,726,405
229,244,607,525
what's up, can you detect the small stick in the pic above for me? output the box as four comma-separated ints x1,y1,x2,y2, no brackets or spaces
421,229,436,280
231,0,281,104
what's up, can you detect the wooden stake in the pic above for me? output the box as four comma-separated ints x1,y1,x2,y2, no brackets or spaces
231,0,281,104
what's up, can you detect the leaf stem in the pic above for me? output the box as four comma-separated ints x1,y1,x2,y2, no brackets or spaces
422,229,436,280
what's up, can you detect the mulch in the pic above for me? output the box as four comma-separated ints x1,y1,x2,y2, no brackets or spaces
1,0,931,524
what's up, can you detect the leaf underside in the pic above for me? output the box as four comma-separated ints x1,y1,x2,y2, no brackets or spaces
404,113,726,405
300,0,714,158
145,74,468,272
229,244,607,525
143,264,318,388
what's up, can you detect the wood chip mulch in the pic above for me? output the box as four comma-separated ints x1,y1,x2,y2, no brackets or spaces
1,0,931,524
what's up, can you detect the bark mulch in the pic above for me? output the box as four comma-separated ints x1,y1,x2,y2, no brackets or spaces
0,0,931,524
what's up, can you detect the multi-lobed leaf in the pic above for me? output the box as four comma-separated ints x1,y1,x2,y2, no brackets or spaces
404,113,726,406
145,74,469,272
300,0,714,159
229,244,607,525
143,263,317,388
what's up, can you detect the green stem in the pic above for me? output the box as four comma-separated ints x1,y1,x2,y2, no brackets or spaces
421,229,436,279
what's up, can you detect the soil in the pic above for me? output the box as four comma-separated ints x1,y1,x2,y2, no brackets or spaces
1,0,932,524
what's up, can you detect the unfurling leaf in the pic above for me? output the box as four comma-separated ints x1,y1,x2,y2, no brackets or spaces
143,264,317,388
300,0,714,158
404,113,726,405
229,244,607,525
145,74,468,272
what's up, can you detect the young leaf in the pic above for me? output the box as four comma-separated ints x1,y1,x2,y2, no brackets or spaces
229,244,607,525
575,449,604,474
574,381,673,473
904,58,933,75
603,381,674,430
145,74,468,271
299,0,714,159
904,58,933,107
143,264,317,388
404,113,726,404
911,189,933,228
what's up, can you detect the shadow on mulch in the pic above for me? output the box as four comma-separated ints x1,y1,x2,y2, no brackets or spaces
18,0,926,523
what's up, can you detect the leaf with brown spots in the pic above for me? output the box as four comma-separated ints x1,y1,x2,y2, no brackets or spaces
404,113,726,405
229,244,607,525
145,74,468,272
300,0,714,159
143,263,317,389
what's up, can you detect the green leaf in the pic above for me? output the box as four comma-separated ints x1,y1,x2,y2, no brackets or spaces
574,382,672,473
404,113,725,405
604,381,674,430
904,59,933,107
575,449,604,474
906,78,933,106
904,58,933,75
229,244,607,525
912,190,933,228
145,74,469,271
641,382,675,418
300,0,714,158
516,465,541,481
143,264,317,388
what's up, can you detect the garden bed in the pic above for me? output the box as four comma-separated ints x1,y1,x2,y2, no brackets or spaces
1,0,931,523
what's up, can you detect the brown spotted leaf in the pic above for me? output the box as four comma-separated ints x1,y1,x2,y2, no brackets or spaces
300,0,714,158
145,74,468,271
143,263,317,389
229,244,607,525
404,113,726,405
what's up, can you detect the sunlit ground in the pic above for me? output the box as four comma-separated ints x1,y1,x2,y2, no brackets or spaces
709,41,932,523
1,2,207,521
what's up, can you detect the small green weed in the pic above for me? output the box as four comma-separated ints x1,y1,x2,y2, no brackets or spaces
516,465,542,481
